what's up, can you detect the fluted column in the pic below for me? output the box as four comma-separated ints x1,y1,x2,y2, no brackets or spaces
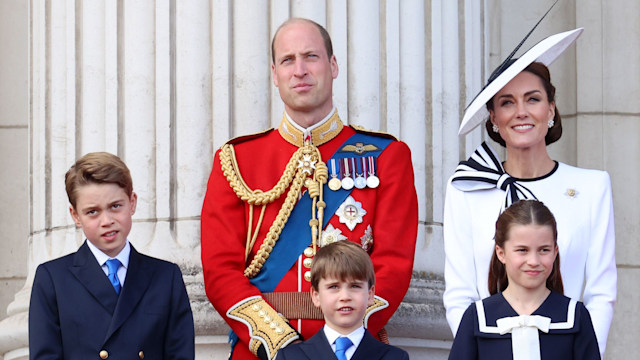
0,1,29,358
347,0,381,128
576,1,640,358
0,1,465,359
0,0,214,358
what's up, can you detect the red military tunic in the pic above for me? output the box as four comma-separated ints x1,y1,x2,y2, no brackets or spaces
201,111,418,359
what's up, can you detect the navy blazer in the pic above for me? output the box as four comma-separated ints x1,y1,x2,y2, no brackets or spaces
29,241,194,359
277,328,409,360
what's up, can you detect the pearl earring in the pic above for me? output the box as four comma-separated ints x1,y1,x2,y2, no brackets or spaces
492,124,499,133
548,119,555,128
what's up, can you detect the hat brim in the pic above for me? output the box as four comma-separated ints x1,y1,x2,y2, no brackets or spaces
458,28,584,136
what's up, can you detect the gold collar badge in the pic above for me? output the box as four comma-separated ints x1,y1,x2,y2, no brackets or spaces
278,111,344,147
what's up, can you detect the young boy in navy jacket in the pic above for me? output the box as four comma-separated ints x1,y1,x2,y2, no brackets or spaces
29,152,194,359
277,240,409,360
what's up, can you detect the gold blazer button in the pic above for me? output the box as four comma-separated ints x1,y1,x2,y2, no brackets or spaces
99,350,109,359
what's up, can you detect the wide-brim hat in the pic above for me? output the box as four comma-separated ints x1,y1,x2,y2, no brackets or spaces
458,27,584,136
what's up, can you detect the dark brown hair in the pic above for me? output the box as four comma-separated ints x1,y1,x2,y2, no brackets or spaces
485,61,562,147
271,18,334,64
65,152,133,209
488,200,563,295
310,241,375,291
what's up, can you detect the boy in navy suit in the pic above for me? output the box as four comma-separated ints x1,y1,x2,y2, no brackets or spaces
277,240,409,360
29,152,194,359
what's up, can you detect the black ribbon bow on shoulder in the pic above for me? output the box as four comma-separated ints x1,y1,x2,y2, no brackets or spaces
451,142,538,212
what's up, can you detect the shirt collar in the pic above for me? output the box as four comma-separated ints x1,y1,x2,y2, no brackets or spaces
86,239,131,269
323,324,365,351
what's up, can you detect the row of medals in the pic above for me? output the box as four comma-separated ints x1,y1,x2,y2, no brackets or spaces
327,157,380,191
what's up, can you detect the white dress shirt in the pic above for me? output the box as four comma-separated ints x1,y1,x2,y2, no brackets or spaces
323,325,365,360
87,239,131,287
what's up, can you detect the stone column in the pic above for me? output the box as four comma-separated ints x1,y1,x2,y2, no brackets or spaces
0,0,29,359
0,0,216,358
0,1,472,359
576,1,640,358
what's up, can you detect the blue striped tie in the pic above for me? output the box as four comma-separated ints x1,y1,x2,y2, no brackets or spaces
105,259,122,294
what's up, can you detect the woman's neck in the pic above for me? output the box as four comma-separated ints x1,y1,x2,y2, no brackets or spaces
502,286,551,315
503,145,555,178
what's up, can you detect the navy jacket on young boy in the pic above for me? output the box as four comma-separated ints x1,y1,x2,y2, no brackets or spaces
277,328,409,360
29,241,194,359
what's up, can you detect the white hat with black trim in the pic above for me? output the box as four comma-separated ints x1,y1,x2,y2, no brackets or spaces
458,27,583,136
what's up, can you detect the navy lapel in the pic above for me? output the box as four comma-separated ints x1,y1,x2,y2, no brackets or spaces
351,330,387,360
103,245,153,342
69,242,119,314
300,330,338,359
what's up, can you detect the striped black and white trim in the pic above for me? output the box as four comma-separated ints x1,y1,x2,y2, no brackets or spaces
451,142,538,211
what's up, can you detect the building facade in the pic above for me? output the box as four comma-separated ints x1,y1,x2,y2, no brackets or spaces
0,0,637,358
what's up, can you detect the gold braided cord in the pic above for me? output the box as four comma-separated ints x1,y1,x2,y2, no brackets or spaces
310,161,328,254
220,144,304,205
244,169,307,277
219,142,327,278
245,203,254,260
245,204,267,261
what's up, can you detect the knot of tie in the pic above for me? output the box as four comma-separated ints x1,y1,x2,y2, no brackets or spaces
105,258,122,295
334,336,353,360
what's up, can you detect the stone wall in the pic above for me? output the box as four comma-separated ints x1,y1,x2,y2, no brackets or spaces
0,1,637,359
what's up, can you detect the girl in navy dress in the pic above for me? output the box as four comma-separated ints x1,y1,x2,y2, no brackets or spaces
448,200,600,360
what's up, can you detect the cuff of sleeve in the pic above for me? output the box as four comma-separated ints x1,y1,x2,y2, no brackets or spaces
364,295,389,328
227,296,300,360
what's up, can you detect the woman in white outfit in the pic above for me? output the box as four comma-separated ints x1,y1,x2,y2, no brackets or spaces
443,27,616,357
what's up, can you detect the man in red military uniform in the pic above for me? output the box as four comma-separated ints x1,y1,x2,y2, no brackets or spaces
201,18,418,360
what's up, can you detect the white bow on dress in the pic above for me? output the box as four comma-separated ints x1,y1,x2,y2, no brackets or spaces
496,314,551,360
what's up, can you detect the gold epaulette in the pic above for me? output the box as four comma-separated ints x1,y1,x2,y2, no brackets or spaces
225,128,274,145
227,296,299,360
363,295,390,328
350,125,398,141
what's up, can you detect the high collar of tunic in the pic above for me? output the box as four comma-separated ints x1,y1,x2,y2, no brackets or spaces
278,108,343,147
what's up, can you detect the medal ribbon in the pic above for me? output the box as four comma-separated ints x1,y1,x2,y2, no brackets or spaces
368,156,376,176
343,158,351,178
249,132,393,292
330,159,339,179
353,157,366,188
361,157,368,176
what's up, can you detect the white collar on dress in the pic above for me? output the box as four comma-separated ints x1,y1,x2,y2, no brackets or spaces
475,296,577,334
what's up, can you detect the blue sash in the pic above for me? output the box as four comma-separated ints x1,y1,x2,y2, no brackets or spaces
249,132,393,292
